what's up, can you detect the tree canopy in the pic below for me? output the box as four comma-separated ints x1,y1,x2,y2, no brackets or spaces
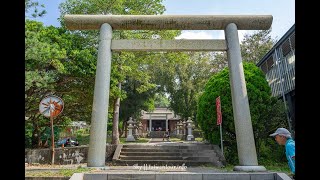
25,0,284,153
25,19,99,148
197,62,288,164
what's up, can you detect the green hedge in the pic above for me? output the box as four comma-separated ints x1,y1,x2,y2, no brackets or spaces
197,62,288,164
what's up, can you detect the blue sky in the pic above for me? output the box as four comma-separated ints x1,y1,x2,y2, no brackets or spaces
27,0,295,41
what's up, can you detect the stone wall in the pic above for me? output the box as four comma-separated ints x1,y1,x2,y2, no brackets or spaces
25,144,117,165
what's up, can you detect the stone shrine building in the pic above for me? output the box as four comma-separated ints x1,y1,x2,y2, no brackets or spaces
140,107,181,136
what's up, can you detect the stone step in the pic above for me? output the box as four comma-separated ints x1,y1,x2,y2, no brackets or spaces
122,144,214,150
113,143,226,168
120,152,216,157
72,172,285,180
114,159,224,167
119,155,219,161
121,148,216,153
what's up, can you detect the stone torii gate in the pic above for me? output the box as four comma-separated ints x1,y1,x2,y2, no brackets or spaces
64,15,272,171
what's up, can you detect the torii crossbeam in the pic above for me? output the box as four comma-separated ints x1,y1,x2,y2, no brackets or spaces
64,14,272,172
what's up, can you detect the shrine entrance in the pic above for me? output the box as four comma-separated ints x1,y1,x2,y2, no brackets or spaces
64,14,272,172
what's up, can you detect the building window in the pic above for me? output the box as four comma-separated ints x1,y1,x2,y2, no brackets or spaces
266,57,274,70
281,39,291,56
289,33,295,51
261,62,268,74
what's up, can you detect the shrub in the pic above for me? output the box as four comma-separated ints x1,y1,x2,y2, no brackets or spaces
197,62,288,164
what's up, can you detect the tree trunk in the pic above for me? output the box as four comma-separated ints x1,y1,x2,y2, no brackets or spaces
120,120,126,137
111,82,121,144
124,120,128,138
31,124,40,148
118,126,123,138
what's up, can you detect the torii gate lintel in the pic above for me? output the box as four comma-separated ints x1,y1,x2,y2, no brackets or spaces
64,15,272,172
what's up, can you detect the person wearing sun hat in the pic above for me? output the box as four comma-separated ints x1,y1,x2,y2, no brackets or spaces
270,127,295,179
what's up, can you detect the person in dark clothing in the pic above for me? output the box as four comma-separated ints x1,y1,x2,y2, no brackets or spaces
163,131,170,141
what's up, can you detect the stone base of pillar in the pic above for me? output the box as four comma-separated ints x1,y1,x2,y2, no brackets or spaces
126,135,135,142
233,165,267,172
187,135,195,141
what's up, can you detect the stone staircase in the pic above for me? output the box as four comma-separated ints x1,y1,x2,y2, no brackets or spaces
149,131,166,138
112,143,226,167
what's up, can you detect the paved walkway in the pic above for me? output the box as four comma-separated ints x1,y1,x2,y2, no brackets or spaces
25,162,228,173
26,164,293,180
147,138,200,144
148,138,171,143
26,163,291,179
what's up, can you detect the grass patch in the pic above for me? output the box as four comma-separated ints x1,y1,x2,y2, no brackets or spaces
169,138,183,142
221,164,235,171
76,133,116,145
220,162,291,173
262,162,291,173
168,137,203,143
59,167,94,176
120,137,150,143
25,171,63,177
25,167,95,177
76,133,90,145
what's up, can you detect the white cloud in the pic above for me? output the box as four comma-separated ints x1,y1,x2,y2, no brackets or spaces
175,30,248,43
175,30,216,39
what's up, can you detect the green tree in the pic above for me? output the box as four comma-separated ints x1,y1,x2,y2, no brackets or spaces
197,62,287,164
25,19,98,148
119,77,157,137
59,0,181,144
154,93,170,107
25,0,47,18
152,51,215,122
210,52,229,74
241,29,276,64
25,20,68,148
211,30,275,74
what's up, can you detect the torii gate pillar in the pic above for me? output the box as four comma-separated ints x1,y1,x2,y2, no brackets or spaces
225,23,265,171
87,23,112,167
64,15,272,171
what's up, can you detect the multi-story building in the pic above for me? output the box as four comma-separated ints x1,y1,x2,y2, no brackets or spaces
256,24,295,133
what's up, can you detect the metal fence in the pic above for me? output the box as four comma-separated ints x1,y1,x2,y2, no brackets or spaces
263,32,295,97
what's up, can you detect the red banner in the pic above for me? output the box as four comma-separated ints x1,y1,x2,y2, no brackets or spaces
216,96,222,125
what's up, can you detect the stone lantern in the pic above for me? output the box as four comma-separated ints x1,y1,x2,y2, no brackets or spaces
186,117,194,141
176,121,179,134
182,119,187,140
132,118,138,139
126,117,135,142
